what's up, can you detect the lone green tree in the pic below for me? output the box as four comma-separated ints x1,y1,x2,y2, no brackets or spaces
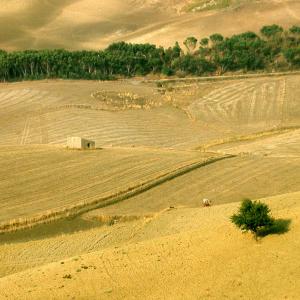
231,199,274,240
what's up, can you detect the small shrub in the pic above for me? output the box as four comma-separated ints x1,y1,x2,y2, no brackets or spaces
162,66,174,76
231,199,274,240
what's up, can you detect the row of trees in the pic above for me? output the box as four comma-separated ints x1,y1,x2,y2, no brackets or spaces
0,24,300,81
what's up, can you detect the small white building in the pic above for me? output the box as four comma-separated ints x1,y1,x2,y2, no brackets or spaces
67,137,96,150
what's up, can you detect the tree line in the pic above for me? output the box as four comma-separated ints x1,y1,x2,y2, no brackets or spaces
0,24,300,81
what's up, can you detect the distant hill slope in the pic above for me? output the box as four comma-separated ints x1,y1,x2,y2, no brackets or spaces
0,0,299,50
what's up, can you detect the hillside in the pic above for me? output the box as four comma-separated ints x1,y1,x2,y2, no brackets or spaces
0,192,299,299
0,0,299,50
1,76,300,148
0,74,300,227
0,72,300,298
1,0,300,297
0,80,219,148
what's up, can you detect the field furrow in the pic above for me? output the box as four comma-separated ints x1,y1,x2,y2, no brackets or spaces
0,145,219,226
88,156,300,216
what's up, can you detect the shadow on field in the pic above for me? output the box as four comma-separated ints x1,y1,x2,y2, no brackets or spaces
0,217,100,245
258,219,292,237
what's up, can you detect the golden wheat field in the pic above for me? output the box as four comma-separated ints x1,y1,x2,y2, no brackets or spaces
0,70,300,299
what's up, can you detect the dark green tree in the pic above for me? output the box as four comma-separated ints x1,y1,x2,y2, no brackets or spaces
209,33,224,45
284,47,300,67
260,24,283,39
199,38,211,59
289,25,300,35
0,25,299,82
200,38,209,47
231,199,274,240
183,37,198,53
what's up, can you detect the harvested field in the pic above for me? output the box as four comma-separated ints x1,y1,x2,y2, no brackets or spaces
0,73,300,298
187,76,300,134
1,76,300,149
0,145,220,227
0,80,219,149
212,128,300,157
0,75,300,226
87,156,300,216
24,108,214,149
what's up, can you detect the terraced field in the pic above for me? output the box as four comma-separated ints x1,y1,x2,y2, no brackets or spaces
0,145,219,228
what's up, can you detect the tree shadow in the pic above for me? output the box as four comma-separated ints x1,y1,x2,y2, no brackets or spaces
258,219,292,237
0,217,101,245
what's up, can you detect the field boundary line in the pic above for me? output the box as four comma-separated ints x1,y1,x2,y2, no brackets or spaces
196,126,300,151
0,155,234,234
145,71,300,85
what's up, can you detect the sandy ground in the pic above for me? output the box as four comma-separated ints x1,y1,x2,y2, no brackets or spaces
0,192,299,299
